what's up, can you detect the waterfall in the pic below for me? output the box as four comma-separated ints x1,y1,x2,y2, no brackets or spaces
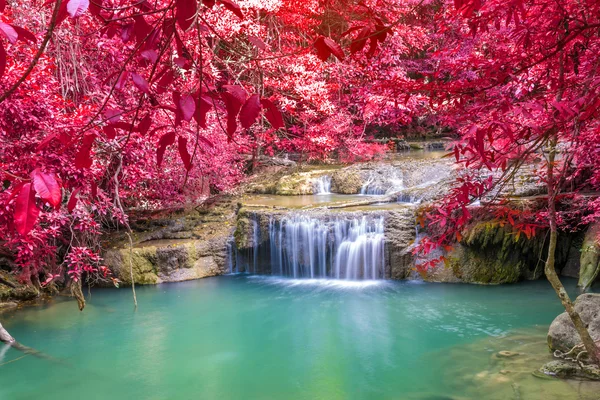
266,214,385,280
360,170,404,195
226,238,236,273
313,175,331,195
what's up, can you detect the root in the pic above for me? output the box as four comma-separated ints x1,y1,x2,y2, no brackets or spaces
70,279,86,311
554,340,600,368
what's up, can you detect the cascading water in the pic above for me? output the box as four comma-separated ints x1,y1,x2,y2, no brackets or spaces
313,175,332,195
264,214,386,280
360,170,404,195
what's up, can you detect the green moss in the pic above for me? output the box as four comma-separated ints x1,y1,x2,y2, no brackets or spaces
118,247,159,284
447,221,553,284
234,208,251,249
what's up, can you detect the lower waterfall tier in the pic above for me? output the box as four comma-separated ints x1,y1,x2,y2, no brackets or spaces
231,214,386,280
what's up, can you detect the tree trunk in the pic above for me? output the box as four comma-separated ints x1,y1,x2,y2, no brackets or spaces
545,140,600,365
0,322,15,345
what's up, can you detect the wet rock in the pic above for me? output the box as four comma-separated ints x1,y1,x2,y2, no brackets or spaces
540,360,600,380
0,270,39,301
104,200,236,285
385,209,417,279
105,237,229,285
547,293,600,354
330,168,365,194
423,221,562,284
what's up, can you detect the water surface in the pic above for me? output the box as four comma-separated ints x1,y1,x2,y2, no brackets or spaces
0,276,597,399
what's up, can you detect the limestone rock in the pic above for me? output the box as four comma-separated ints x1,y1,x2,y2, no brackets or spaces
385,209,417,279
547,293,600,353
0,270,39,301
578,223,600,290
105,237,229,285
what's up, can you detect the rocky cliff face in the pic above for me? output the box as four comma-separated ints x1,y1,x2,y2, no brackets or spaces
103,198,237,285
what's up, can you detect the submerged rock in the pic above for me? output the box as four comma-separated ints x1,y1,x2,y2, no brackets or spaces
547,293,600,354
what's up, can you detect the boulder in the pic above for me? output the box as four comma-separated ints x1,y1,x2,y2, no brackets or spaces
547,293,600,353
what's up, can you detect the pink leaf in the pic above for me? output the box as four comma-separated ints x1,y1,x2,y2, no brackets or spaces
31,169,62,209
67,0,89,18
131,72,150,93
0,22,18,44
248,36,266,50
179,94,196,122
14,183,39,236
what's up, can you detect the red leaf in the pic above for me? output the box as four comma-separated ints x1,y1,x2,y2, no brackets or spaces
68,188,80,212
11,25,37,44
176,0,197,31
0,43,5,80
194,95,212,128
157,131,176,167
313,37,331,61
103,125,116,139
218,0,243,19
260,99,284,130
179,94,196,122
0,22,18,44
203,0,216,7
137,114,152,135
323,37,345,61
131,72,150,93
350,27,371,54
75,134,96,169
155,69,174,94
221,85,247,138
31,169,61,209
67,0,89,18
239,94,261,129
0,0,5,12
14,183,39,236
178,136,192,170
